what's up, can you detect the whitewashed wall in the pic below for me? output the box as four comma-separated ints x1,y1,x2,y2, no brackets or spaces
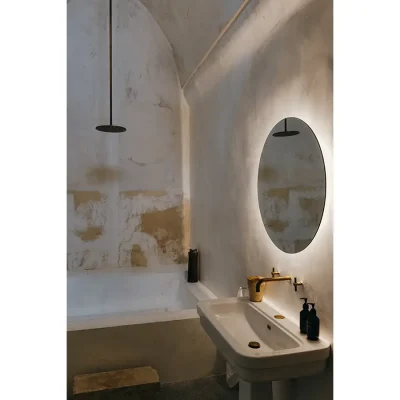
184,0,333,398
67,0,189,271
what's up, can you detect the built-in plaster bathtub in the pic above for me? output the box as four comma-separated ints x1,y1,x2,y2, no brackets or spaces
67,267,224,396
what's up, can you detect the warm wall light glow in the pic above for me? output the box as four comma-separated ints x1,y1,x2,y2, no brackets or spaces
184,0,333,341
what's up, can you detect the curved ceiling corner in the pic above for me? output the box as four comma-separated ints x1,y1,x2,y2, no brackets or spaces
139,0,246,87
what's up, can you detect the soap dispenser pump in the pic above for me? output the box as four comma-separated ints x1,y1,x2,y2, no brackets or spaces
299,298,309,334
307,303,320,341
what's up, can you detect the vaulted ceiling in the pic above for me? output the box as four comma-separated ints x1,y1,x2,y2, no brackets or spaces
140,0,246,86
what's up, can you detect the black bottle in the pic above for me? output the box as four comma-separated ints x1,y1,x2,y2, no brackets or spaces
187,249,199,283
299,297,309,334
307,303,320,341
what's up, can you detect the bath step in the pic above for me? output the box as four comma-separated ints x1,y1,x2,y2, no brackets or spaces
73,366,160,399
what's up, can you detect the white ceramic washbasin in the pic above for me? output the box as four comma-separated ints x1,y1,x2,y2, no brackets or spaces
197,297,331,383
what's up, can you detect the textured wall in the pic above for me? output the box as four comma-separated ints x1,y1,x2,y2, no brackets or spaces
67,0,189,271
140,0,246,86
258,117,326,254
184,0,332,398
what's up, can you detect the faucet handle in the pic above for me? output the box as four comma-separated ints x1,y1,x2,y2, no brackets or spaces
271,267,280,277
293,277,303,292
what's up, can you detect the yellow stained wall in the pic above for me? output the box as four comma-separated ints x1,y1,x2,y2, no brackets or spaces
67,0,190,270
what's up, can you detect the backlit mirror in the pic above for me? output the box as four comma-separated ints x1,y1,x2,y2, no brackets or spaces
257,117,326,253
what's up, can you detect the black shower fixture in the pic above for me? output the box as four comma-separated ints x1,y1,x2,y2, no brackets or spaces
96,0,126,133
272,118,299,137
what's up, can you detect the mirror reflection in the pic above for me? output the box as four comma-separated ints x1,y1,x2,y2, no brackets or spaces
257,117,326,253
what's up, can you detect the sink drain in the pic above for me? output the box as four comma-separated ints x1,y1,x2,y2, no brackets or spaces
248,341,260,349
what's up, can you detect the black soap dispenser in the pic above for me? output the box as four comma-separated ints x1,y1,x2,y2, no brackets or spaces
299,298,309,334
307,303,320,341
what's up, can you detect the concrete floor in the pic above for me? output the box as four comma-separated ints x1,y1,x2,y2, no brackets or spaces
156,375,238,400
90,375,239,400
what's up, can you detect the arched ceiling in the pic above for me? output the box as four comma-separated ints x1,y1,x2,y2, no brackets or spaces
140,0,246,86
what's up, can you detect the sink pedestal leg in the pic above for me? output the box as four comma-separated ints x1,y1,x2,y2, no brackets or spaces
239,379,273,400
272,379,297,400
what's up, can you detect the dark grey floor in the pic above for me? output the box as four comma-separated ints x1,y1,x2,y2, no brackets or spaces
157,375,238,400
105,375,239,400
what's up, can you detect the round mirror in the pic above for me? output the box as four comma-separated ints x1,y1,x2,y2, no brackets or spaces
257,117,326,253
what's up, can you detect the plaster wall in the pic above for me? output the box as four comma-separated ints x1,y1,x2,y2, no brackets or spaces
67,0,189,271
184,0,333,398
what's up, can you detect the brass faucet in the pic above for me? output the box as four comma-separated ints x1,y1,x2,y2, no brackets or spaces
255,270,292,292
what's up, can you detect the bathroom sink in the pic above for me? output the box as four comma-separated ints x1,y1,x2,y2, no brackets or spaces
197,297,330,383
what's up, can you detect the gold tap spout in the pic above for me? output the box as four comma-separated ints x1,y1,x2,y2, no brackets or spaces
255,276,292,292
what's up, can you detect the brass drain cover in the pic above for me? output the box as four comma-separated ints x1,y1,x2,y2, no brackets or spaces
274,315,285,319
248,341,260,349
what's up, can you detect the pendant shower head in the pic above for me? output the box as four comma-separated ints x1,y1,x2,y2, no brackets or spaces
95,0,126,133
96,125,126,133
272,118,300,137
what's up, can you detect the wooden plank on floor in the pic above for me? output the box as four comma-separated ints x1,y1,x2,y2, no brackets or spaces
73,367,160,398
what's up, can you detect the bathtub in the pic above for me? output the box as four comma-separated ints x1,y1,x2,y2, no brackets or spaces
67,266,217,331
67,267,224,396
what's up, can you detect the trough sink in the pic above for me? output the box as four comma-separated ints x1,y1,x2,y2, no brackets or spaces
197,297,331,399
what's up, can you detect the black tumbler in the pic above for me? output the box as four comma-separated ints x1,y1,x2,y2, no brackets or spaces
187,249,199,282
